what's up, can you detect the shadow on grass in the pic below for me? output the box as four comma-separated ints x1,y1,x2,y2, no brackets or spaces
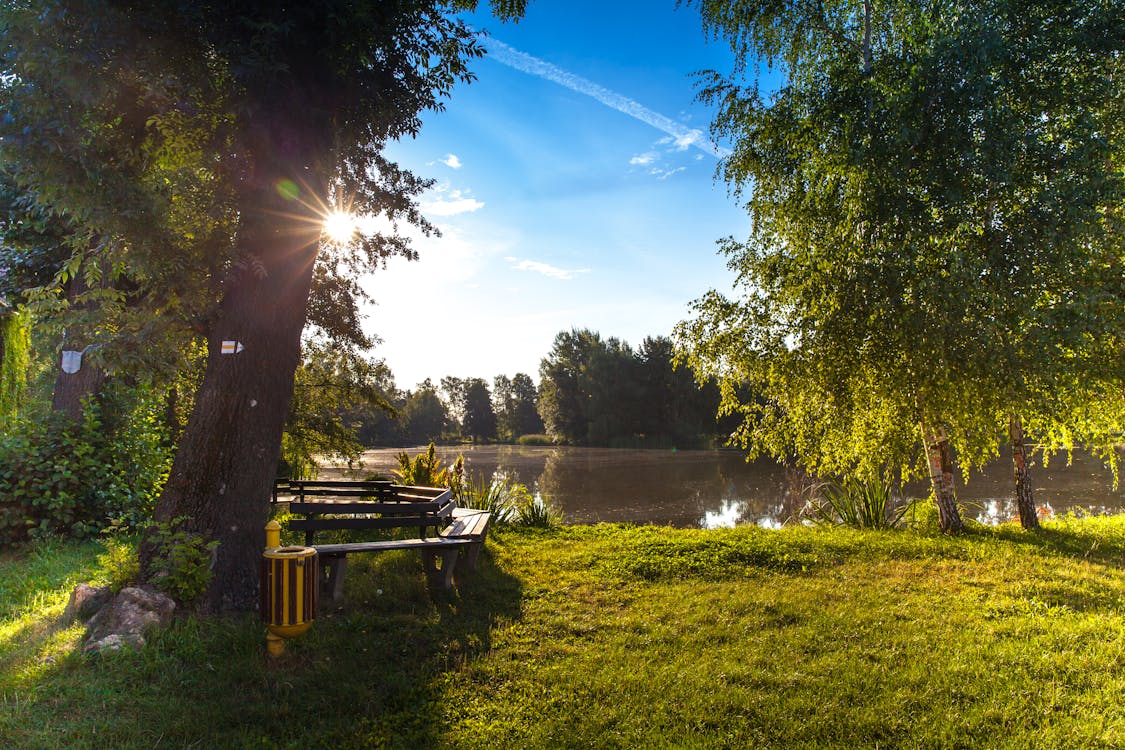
3,547,523,750
989,522,1125,570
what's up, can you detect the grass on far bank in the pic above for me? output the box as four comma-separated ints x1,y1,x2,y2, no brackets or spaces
2,516,1125,749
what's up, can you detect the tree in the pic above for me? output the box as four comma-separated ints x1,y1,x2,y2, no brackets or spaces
638,336,721,447
461,377,498,442
677,0,1125,531
281,341,395,479
494,372,543,440
440,376,467,436
1,0,525,610
538,330,598,444
400,380,450,445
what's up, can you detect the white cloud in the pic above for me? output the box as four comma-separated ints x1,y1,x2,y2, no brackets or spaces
424,197,485,216
483,38,730,159
650,166,686,180
629,152,658,166
442,153,463,169
510,258,591,281
422,188,484,216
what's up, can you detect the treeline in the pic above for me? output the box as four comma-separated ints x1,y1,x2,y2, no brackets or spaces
331,329,733,451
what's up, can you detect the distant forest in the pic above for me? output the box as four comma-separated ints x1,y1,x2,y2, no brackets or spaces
326,329,738,452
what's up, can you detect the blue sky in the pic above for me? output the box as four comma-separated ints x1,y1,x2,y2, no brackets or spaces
361,0,753,390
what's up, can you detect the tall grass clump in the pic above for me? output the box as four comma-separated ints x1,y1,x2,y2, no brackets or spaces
514,492,562,527
803,475,906,529
460,470,562,528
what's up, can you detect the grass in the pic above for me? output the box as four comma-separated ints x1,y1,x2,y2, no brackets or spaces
2,517,1125,748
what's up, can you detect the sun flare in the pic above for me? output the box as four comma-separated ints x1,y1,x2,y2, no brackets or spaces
323,211,356,244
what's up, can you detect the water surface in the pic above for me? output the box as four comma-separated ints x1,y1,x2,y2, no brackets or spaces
325,445,1124,528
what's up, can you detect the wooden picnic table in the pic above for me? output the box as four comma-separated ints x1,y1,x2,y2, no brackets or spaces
276,480,491,599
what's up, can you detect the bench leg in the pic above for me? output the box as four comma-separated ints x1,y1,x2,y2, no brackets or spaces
420,549,459,589
321,554,348,603
462,542,483,573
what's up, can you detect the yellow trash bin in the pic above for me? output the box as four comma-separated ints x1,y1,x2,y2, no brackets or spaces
260,521,318,656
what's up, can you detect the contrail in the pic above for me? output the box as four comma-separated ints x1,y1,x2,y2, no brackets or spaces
482,37,729,160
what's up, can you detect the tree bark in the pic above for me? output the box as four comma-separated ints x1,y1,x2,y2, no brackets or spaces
51,273,106,422
921,422,964,532
1009,413,1039,530
145,122,326,612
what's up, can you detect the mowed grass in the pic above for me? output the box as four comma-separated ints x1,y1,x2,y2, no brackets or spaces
2,517,1124,749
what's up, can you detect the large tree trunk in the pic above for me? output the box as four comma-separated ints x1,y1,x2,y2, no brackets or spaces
920,422,964,532
146,124,326,612
51,273,106,421
1009,413,1039,530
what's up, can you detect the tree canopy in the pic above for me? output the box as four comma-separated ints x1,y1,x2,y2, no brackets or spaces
677,0,1125,530
1,0,526,609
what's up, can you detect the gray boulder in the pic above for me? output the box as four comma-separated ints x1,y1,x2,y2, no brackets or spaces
83,586,176,655
62,583,113,623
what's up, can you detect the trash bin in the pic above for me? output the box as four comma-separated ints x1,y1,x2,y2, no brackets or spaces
260,521,318,656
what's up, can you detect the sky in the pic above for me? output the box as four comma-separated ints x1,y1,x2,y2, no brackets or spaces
360,0,754,390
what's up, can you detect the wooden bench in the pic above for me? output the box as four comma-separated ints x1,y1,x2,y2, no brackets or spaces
285,483,492,601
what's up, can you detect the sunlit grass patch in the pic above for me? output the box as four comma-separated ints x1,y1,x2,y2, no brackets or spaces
2,518,1125,748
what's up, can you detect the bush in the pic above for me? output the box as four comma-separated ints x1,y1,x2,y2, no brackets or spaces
0,384,174,546
394,443,463,494
516,434,554,446
145,516,218,605
460,471,517,525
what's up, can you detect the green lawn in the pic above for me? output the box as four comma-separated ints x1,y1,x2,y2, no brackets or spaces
2,517,1124,749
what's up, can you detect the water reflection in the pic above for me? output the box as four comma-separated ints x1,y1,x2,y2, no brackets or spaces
335,445,1125,529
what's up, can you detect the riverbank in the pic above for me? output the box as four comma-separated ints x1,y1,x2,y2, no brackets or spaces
3,518,1124,748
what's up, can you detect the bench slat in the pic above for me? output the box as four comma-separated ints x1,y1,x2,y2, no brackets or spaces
290,499,454,515
314,537,472,555
289,516,445,532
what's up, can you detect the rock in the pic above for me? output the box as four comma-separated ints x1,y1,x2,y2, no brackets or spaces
63,583,113,623
83,586,175,655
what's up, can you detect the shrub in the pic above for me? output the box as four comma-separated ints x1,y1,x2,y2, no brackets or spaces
394,443,463,495
0,384,174,546
516,434,554,446
802,475,906,530
145,517,218,605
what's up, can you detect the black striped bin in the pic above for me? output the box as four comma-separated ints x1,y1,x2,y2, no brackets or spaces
260,545,318,655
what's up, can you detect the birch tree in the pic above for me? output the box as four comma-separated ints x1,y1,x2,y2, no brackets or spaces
677,0,1125,531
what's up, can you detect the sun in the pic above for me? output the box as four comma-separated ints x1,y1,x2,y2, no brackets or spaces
323,211,356,244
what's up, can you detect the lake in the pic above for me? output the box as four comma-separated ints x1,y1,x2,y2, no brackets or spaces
323,445,1125,528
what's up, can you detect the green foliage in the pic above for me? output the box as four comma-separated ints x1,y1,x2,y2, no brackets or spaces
96,537,140,593
677,0,1125,502
802,476,907,530
512,491,562,528
456,469,560,527
516,433,554,446
493,373,543,441
538,329,726,447
394,443,463,495
459,471,518,525
0,310,30,419
144,517,218,606
0,384,173,546
282,340,395,479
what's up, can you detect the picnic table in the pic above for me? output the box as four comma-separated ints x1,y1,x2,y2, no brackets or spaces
275,480,491,599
